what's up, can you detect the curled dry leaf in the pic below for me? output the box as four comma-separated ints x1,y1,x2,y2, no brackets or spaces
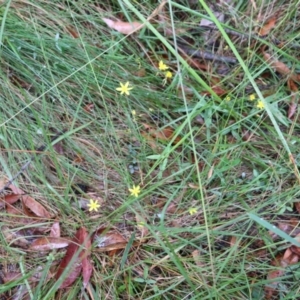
272,222,300,238
263,52,291,77
102,18,143,35
53,141,64,155
66,26,80,38
2,226,30,248
83,103,94,113
192,249,205,267
295,202,300,214
265,268,285,299
263,53,300,118
259,16,277,36
154,197,177,214
102,1,167,35
283,247,299,263
265,248,299,299
287,79,298,119
8,183,25,195
55,227,92,289
50,222,61,238
2,194,21,205
82,253,93,288
93,228,128,255
2,272,21,283
30,237,70,251
142,123,181,145
263,52,300,82
202,86,227,96
229,236,239,248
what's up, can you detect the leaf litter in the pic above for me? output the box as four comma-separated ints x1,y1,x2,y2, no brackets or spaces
2,1,300,299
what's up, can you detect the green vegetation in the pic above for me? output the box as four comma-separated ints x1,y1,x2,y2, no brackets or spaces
1,0,300,299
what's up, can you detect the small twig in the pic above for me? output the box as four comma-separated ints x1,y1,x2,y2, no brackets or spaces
0,131,66,194
199,25,300,50
177,42,237,64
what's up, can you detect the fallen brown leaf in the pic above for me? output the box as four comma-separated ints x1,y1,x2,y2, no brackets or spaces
2,194,21,205
83,103,94,113
53,141,64,155
93,229,126,248
192,249,205,267
50,222,61,238
283,247,299,263
263,52,300,82
93,228,129,256
202,85,227,96
287,78,298,119
82,251,93,288
8,183,25,195
55,227,92,289
295,202,300,214
263,52,291,76
229,236,239,248
265,248,299,299
102,1,167,36
259,16,277,36
22,195,51,218
102,18,143,35
2,225,30,248
30,237,70,251
142,123,181,144
2,272,21,283
66,26,80,38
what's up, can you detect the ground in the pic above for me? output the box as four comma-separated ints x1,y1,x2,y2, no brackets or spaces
1,1,300,299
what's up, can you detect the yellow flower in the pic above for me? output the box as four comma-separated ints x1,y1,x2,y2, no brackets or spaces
131,110,137,122
249,94,256,101
158,60,169,71
87,199,101,212
116,82,133,95
256,100,265,109
165,71,173,79
129,185,141,197
137,221,145,229
189,207,197,215
225,96,231,101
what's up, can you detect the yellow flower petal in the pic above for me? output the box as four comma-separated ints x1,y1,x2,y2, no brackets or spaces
158,60,169,71
256,100,265,109
87,199,101,212
116,82,133,95
129,185,141,197
188,207,197,215
165,71,172,79
249,94,256,101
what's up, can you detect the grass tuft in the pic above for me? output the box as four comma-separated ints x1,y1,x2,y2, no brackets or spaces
1,0,300,299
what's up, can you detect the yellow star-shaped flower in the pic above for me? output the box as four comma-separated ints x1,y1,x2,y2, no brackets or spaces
165,71,173,79
129,185,141,197
158,60,169,71
249,94,256,101
188,207,197,215
116,82,133,95
256,100,265,109
87,199,101,212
